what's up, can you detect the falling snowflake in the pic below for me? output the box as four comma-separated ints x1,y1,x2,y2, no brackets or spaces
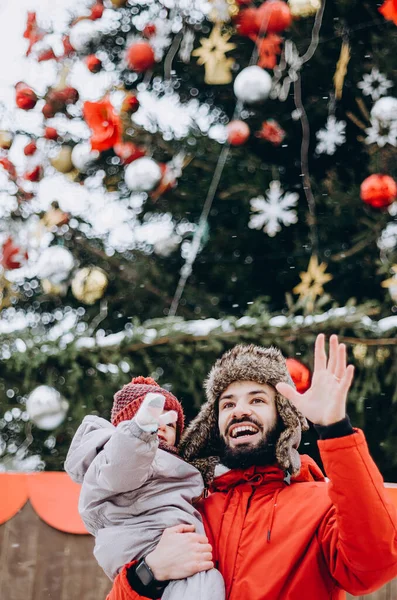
249,181,299,237
365,119,397,147
315,116,346,155
357,68,393,101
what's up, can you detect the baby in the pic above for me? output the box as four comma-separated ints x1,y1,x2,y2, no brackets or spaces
65,376,224,600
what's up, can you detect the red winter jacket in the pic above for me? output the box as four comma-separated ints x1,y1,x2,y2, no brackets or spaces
107,430,397,600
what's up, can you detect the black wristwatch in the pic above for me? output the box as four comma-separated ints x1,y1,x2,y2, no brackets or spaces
136,558,156,586
126,558,169,599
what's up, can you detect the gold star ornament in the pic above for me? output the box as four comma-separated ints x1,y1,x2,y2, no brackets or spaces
293,255,333,310
192,25,236,85
381,265,397,302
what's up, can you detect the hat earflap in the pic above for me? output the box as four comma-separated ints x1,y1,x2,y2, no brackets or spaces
275,392,308,476
179,400,219,461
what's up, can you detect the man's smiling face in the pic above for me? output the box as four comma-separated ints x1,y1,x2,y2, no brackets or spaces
217,380,280,468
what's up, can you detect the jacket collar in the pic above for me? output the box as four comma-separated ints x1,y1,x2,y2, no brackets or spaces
209,455,325,493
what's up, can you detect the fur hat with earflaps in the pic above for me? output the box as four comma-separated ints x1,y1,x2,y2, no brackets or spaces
179,344,308,484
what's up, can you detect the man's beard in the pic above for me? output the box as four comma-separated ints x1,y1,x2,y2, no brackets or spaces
218,418,283,470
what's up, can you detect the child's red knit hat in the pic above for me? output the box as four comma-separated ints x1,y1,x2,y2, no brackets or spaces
111,376,185,443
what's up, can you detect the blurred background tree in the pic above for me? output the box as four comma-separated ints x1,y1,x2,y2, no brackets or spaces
0,0,396,478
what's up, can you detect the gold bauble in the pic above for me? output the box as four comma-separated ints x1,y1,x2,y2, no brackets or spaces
110,0,128,7
41,203,69,229
288,0,321,18
50,146,74,174
352,344,367,363
376,347,390,364
71,267,108,304
0,130,13,150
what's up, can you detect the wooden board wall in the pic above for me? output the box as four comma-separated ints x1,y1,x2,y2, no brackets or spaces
0,502,396,600
0,503,111,600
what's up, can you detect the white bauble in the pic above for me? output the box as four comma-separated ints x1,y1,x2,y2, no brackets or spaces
69,20,99,52
371,96,397,125
377,222,397,253
36,246,74,284
233,66,272,104
26,385,69,430
71,143,100,172
125,157,162,192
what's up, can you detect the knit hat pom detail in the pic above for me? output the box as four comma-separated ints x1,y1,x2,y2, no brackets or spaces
130,376,159,386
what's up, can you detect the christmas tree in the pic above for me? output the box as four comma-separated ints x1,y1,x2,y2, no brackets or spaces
0,0,397,478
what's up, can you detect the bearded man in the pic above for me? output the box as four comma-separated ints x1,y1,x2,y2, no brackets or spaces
106,334,397,600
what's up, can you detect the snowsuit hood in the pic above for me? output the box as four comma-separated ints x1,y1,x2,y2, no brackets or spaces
65,415,114,484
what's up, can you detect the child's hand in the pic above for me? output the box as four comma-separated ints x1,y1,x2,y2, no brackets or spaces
135,392,177,433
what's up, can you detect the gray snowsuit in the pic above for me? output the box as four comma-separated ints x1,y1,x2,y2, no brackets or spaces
64,415,225,600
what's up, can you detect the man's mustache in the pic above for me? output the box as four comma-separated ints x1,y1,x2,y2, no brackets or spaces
226,416,263,436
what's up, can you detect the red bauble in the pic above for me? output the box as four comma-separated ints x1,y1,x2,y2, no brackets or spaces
121,93,140,114
256,119,285,145
85,54,102,73
24,141,37,156
24,165,43,182
286,358,311,394
90,3,104,20
227,120,250,146
44,127,58,140
256,0,292,34
37,47,57,62
360,174,397,209
114,142,146,164
126,42,155,72
0,158,17,179
0,238,28,270
143,23,157,37
15,82,37,110
42,103,55,119
234,8,260,37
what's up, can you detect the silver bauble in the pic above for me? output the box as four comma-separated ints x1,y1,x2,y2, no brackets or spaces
371,96,397,125
26,385,69,430
125,157,162,192
36,246,74,284
233,66,272,104
71,142,100,172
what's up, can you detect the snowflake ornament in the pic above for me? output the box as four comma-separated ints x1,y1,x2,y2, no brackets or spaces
249,181,299,237
365,119,397,147
357,68,393,101
315,116,346,155
377,222,397,254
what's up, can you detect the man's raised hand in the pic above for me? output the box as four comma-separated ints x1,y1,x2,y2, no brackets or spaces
276,334,355,426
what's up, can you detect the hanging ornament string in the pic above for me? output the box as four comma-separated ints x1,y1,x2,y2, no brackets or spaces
292,0,326,257
168,142,231,316
168,13,271,317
